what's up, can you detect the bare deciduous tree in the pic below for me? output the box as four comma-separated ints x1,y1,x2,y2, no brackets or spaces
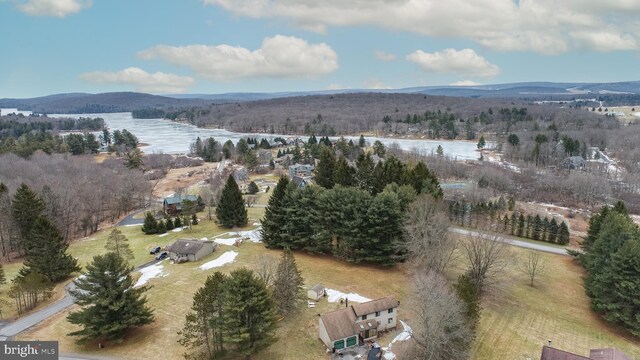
403,195,456,273
459,232,511,292
518,250,546,287
245,195,257,208
255,254,277,288
401,272,473,360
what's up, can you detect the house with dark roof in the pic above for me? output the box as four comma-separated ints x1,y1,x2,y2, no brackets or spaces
540,345,631,360
291,176,308,189
289,163,314,177
165,238,217,263
162,194,198,215
318,296,399,353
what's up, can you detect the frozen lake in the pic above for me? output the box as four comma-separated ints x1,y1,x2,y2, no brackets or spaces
48,112,483,160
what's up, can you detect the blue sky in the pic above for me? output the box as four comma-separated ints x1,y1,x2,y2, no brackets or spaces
1,0,639,97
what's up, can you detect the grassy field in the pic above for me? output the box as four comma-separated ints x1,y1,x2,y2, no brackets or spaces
8,179,640,360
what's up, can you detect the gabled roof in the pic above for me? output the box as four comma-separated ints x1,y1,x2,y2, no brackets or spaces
165,238,210,255
163,194,198,205
291,176,307,187
311,284,324,293
320,307,358,342
351,296,399,317
540,346,591,360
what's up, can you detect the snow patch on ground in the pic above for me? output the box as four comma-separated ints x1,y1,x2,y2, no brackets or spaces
158,233,168,237
252,222,261,226
124,223,143,227
199,251,238,270
325,289,371,303
134,262,167,287
382,320,412,360
214,237,241,246
172,226,188,232
236,228,262,242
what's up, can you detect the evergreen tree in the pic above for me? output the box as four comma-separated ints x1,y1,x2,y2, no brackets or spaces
358,135,366,147
20,217,79,283
510,213,518,235
165,217,174,230
548,218,559,244
363,192,404,264
222,140,234,159
248,181,259,195
68,253,154,343
477,136,486,149
517,214,526,237
541,217,550,242
454,274,481,330
315,147,336,189
191,214,198,225
407,162,442,198
261,177,289,248
105,228,134,260
508,196,516,211
355,153,376,194
436,144,444,156
178,272,227,357
156,221,167,234
222,268,276,357
525,214,533,238
174,216,183,228
333,156,355,187
557,222,570,245
11,183,45,243
372,140,386,157
141,211,158,234
272,248,304,316
531,215,542,240
216,175,248,228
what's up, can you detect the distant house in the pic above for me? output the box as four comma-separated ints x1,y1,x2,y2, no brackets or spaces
291,176,308,189
540,345,631,360
163,194,198,215
237,180,250,193
165,238,217,263
289,163,313,177
562,156,587,170
308,284,325,301
318,296,399,353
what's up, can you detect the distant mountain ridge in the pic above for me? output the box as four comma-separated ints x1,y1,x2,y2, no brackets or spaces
2,81,640,114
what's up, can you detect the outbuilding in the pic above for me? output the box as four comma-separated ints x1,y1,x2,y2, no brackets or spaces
308,284,325,301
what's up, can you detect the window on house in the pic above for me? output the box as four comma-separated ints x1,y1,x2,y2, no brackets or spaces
388,318,393,324
388,308,393,314
375,311,380,317
362,315,367,320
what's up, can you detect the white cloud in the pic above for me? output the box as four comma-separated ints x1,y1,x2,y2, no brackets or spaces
450,80,481,86
79,67,195,94
202,0,640,53
138,35,338,81
325,83,349,90
363,78,392,90
407,48,500,78
375,50,396,61
14,0,91,17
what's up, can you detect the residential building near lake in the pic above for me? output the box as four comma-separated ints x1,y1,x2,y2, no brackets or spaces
289,163,314,177
318,296,399,353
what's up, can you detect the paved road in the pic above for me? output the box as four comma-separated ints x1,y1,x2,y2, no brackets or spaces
449,227,570,256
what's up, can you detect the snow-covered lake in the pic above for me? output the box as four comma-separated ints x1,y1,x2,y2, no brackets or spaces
49,112,483,160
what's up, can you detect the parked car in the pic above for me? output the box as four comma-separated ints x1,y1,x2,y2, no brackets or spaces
150,246,161,255
155,251,168,260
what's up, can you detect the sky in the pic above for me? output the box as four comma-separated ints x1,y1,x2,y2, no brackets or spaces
1,0,640,98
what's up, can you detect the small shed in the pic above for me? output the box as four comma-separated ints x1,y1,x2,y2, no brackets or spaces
308,284,325,301
165,239,217,263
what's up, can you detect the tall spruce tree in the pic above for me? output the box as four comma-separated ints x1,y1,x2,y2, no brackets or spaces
531,215,542,240
0,262,5,286
222,268,276,357
20,217,79,283
548,218,559,244
315,147,336,189
261,177,289,248
333,156,355,187
272,248,304,315
216,175,248,228
408,162,443,198
105,228,134,260
558,222,570,245
11,183,45,244
355,153,376,194
178,272,227,358
68,252,154,343
141,211,158,234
